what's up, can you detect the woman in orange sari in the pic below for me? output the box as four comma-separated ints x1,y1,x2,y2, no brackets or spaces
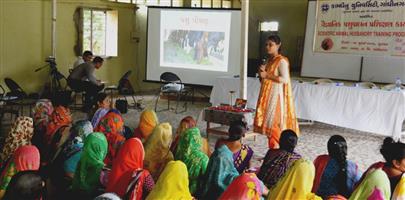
254,35,299,149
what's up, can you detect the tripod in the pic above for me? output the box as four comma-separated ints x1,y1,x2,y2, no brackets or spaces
35,57,67,98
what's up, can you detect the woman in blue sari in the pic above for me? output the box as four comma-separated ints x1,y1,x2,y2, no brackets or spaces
198,145,239,199
312,135,362,199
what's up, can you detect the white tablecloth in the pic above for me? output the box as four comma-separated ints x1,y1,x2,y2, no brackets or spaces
210,76,405,138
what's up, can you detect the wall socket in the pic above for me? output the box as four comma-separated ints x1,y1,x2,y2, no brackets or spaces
131,31,140,43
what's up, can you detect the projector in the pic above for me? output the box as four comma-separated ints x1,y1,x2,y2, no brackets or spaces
161,83,184,92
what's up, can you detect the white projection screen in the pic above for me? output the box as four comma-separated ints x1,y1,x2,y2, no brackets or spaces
146,7,241,86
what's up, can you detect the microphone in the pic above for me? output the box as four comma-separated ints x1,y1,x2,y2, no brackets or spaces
262,58,267,65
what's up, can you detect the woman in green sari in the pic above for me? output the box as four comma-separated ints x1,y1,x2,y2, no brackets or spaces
72,132,108,198
175,127,209,194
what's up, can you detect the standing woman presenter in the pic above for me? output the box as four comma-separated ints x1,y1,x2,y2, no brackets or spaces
253,35,300,149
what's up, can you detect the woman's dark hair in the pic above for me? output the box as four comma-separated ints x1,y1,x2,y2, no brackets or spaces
327,135,349,197
93,56,104,64
96,92,108,104
3,170,45,200
279,129,298,152
267,35,282,53
380,137,405,166
227,120,247,142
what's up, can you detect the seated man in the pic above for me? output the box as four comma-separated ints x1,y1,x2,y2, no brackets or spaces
68,56,105,112
73,50,93,68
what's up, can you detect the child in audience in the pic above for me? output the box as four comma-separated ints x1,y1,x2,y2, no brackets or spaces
3,171,45,200
91,92,113,128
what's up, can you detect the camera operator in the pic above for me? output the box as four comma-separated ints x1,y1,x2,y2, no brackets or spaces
68,56,105,112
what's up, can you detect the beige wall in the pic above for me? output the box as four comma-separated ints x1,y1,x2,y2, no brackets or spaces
0,0,142,93
0,0,308,93
248,0,308,71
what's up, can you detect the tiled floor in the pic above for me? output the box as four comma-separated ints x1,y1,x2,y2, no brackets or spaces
1,94,387,172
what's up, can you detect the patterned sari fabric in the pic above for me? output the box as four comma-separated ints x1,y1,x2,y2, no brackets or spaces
0,116,34,162
0,145,40,199
219,173,264,200
72,132,108,195
107,138,152,199
253,55,299,149
312,155,362,198
257,149,301,188
352,162,404,199
174,127,208,194
45,106,72,145
146,161,192,200
133,109,159,141
349,169,391,200
61,120,93,174
94,112,125,167
91,108,109,128
170,116,196,154
215,140,254,174
32,99,53,130
143,123,174,181
199,145,240,200
268,158,321,200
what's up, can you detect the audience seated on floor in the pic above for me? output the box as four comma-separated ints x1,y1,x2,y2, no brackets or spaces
1,97,404,200
312,135,362,199
350,137,405,199
215,119,254,173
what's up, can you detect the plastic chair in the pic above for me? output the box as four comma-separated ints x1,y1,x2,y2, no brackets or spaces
382,84,405,91
154,72,192,114
356,82,378,89
104,70,142,110
4,78,27,99
312,78,334,85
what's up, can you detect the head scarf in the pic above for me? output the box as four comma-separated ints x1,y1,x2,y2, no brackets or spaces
91,108,109,128
170,116,196,153
32,99,53,128
143,123,174,181
61,120,93,174
257,149,301,188
94,112,125,167
348,169,390,200
268,158,321,200
146,161,192,200
0,116,34,161
45,106,72,145
199,145,240,199
219,173,264,200
137,109,158,140
174,127,208,194
72,132,108,194
107,138,145,197
0,145,40,198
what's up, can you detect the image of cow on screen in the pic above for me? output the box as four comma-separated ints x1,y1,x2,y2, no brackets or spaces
163,30,226,68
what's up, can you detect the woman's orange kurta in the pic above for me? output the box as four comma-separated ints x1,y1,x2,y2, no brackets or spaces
253,55,299,149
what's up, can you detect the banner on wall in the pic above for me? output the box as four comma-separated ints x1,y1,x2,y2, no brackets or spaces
314,0,405,56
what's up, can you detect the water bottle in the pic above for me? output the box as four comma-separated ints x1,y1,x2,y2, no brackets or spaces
395,77,402,91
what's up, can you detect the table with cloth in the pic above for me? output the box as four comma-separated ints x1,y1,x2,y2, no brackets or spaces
210,76,405,139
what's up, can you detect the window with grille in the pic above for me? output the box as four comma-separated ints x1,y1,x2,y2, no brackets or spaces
79,8,118,57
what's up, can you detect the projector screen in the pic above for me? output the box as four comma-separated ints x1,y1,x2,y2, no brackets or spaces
146,7,241,86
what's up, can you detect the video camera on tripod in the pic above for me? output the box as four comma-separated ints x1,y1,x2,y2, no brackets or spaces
35,56,68,97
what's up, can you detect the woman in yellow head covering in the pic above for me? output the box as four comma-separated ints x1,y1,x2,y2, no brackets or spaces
268,158,321,200
146,161,192,200
133,109,159,142
143,122,174,181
